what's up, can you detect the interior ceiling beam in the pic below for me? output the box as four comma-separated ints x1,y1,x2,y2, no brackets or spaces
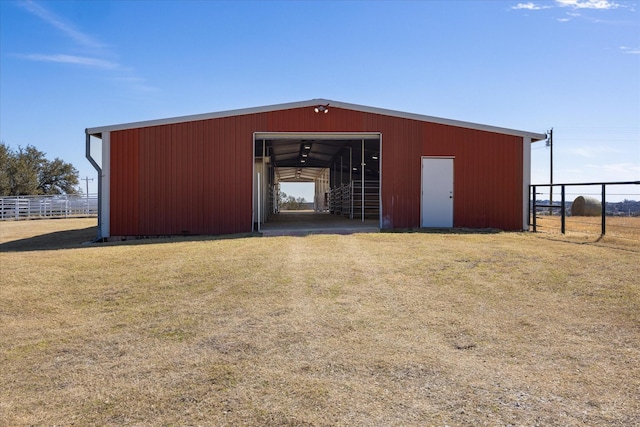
260,136,381,178
276,166,327,182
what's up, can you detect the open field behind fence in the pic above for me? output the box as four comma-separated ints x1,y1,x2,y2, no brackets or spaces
530,181,640,247
1,219,639,426
531,215,640,248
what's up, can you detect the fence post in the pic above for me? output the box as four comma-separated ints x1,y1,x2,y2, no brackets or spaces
561,185,566,234
601,184,606,236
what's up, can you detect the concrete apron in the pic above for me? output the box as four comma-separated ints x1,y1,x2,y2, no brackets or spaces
259,211,379,237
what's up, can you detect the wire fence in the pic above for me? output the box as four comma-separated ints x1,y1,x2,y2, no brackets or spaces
0,194,98,220
529,181,640,242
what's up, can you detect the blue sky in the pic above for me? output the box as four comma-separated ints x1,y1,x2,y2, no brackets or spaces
1,0,638,201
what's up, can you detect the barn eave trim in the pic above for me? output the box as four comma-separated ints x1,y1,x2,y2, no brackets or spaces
85,98,546,141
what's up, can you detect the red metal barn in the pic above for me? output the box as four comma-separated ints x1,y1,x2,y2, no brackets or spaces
85,99,545,240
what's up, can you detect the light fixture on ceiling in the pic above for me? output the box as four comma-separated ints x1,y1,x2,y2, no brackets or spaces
371,155,378,160
314,104,329,114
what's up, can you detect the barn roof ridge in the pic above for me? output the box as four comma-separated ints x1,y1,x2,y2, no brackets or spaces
86,98,546,141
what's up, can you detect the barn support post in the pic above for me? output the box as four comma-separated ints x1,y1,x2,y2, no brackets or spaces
361,139,365,222
332,162,335,188
349,147,353,220
560,185,566,234
262,139,266,224
257,172,261,233
548,128,553,216
349,147,352,185
532,185,537,232
522,136,532,231
251,137,255,232
601,184,606,235
378,133,383,230
101,131,110,239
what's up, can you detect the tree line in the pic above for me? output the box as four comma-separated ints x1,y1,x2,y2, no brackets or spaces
278,191,308,210
0,142,79,196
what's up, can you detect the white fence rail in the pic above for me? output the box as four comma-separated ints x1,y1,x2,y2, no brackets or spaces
0,194,98,220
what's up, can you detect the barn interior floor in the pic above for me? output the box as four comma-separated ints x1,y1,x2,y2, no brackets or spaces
259,211,379,236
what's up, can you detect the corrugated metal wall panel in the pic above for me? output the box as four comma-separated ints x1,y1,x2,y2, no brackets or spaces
108,105,525,236
201,120,215,234
110,129,139,236
422,123,523,230
110,117,254,236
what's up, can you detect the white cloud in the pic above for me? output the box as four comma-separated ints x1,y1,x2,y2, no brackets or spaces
620,46,640,54
18,0,103,49
566,145,622,158
15,1,155,93
584,162,640,180
555,0,620,10
17,53,120,69
512,2,551,10
512,0,623,12
110,77,158,93
555,10,581,21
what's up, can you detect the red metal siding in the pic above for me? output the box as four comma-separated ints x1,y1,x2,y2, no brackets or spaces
109,105,524,236
110,129,139,236
110,117,254,236
422,124,523,230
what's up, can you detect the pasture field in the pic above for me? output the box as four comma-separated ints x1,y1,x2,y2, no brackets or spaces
532,215,640,249
1,219,639,426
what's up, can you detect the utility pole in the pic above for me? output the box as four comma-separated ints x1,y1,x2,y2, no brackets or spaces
546,128,553,216
82,176,94,214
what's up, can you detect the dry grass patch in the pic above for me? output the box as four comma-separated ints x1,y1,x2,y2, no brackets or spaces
1,219,639,425
533,215,640,250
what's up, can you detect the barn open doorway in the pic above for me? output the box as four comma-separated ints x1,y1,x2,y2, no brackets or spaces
279,182,316,211
253,133,381,234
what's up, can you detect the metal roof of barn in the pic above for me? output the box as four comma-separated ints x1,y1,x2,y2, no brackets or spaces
85,98,546,141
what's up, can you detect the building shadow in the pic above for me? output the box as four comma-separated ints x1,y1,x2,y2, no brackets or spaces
0,227,263,253
0,227,98,253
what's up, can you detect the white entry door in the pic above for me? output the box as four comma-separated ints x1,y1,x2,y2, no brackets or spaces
421,157,454,228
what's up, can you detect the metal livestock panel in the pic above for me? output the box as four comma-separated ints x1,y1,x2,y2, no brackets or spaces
108,105,524,235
